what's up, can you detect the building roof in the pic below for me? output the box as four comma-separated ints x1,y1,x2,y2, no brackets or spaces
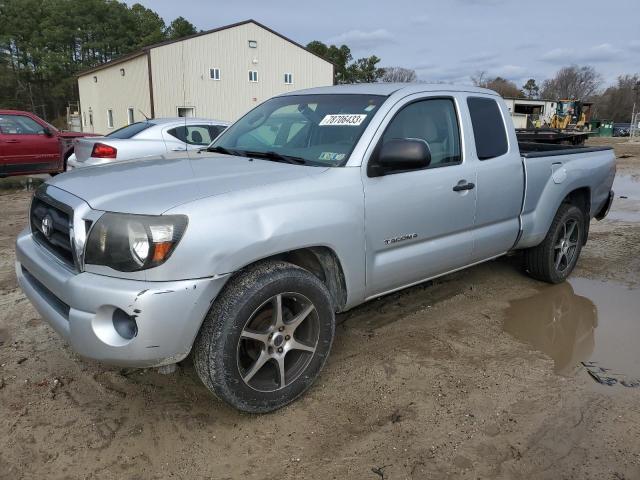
77,19,333,77
281,83,500,97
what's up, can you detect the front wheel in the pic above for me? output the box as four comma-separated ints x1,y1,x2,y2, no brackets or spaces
524,204,585,284
193,261,335,413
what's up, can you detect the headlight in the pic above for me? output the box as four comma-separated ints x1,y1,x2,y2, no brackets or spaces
85,213,188,272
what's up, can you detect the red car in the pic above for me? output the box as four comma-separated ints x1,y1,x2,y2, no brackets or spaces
0,110,97,177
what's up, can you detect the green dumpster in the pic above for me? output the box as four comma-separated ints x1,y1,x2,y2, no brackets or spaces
589,119,614,137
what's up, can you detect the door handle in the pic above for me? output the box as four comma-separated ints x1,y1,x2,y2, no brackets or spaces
171,147,187,151
5,139,19,143
452,181,475,192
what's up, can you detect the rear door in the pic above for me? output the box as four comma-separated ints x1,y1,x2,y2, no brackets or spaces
362,94,477,297
0,113,59,173
465,95,524,261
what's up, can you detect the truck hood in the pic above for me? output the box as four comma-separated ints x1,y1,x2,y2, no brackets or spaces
48,152,326,215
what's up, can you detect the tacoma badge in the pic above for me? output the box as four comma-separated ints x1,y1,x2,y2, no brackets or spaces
384,233,417,245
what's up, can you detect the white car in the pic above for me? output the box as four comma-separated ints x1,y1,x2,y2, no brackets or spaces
67,118,229,169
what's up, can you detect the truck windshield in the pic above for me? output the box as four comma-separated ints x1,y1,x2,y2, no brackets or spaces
209,94,385,166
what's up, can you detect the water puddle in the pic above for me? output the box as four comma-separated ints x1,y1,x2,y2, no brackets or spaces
0,176,44,194
504,277,640,389
607,174,640,222
613,174,640,200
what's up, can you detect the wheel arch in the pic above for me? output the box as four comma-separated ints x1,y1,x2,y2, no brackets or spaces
561,186,591,244
562,186,591,216
235,246,348,313
517,184,592,249
62,147,75,169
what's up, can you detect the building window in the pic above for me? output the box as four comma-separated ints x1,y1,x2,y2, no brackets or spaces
248,40,257,48
120,68,125,76
93,76,97,83
284,73,293,84
107,109,114,129
249,70,258,82
89,111,93,126
209,68,220,80
82,112,87,127
177,107,195,118
127,107,134,125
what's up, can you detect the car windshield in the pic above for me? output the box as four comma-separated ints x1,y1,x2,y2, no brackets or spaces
106,121,153,139
210,94,385,166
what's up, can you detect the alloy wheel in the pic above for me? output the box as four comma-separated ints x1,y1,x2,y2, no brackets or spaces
237,293,320,392
553,219,580,273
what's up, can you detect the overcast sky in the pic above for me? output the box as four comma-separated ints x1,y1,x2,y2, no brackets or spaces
136,0,640,88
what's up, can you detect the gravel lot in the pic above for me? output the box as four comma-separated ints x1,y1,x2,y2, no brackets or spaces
1,138,639,479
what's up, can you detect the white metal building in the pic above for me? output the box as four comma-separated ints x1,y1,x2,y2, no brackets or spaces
77,20,334,134
503,97,557,129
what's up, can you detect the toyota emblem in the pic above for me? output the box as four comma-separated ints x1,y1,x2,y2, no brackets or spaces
41,214,53,239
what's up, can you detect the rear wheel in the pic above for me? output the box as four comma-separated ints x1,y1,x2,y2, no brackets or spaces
193,261,335,413
524,204,585,284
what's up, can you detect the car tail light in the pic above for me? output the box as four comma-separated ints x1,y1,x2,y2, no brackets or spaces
91,143,117,159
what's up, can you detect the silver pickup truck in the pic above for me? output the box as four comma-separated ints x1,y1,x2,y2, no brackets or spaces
16,84,615,413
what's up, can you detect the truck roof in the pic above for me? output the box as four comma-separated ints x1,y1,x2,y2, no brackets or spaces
280,83,500,97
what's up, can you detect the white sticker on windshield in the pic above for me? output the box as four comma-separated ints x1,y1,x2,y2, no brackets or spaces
319,114,367,126
319,152,346,162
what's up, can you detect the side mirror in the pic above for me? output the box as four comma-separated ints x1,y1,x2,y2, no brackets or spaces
368,139,431,177
42,127,53,137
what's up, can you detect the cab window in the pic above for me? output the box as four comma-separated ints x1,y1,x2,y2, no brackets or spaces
381,98,462,167
467,97,508,160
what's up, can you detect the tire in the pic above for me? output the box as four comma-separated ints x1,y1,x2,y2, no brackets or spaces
193,261,335,413
524,204,585,284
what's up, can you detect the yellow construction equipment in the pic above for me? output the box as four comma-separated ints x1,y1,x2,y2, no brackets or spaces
548,100,591,131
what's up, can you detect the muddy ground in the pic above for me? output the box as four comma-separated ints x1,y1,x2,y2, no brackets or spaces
1,138,639,479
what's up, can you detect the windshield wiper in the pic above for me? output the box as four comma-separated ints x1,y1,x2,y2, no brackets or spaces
207,145,242,156
243,150,307,165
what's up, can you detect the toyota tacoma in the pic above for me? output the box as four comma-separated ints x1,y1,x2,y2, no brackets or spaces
16,84,616,413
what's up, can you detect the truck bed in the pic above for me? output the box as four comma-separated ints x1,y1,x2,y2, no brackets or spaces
516,141,616,250
519,141,612,158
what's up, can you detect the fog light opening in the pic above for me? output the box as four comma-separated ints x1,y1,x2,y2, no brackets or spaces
112,308,138,340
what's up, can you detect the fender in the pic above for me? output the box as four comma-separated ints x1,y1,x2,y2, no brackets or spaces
516,148,615,249
163,167,367,309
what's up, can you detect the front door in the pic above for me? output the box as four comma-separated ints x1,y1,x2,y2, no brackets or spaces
363,97,477,297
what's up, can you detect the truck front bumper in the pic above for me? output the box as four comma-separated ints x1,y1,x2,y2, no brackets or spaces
16,228,229,367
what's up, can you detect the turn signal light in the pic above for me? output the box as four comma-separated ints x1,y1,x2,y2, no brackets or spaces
91,142,117,159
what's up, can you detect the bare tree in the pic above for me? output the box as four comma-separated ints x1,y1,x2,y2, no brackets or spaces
591,74,640,122
381,67,417,83
470,70,487,87
540,65,603,100
470,72,523,98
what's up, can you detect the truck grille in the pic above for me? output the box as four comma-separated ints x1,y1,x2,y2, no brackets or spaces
30,196,75,267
